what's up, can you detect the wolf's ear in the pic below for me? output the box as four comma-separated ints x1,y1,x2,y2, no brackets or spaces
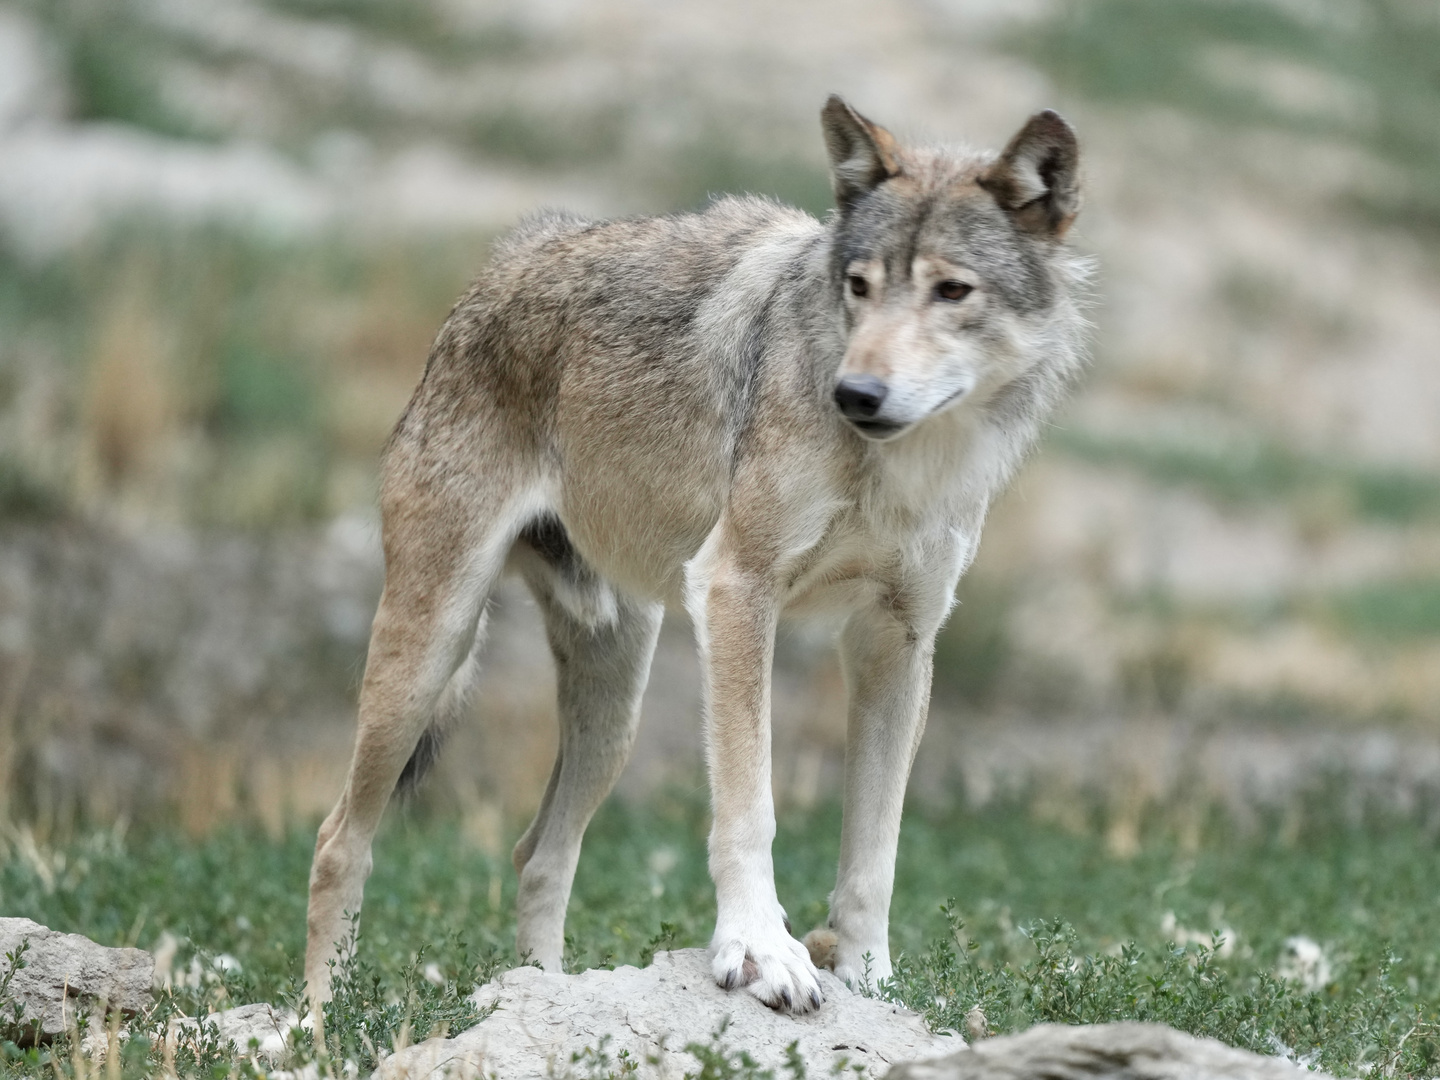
821,95,902,210
981,110,1080,239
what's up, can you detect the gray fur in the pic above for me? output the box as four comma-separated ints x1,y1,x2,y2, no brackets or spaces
305,97,1091,1020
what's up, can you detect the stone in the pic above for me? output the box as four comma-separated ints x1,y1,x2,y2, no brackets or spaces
377,948,957,1078
185,1002,299,1064
0,918,154,1042
887,1022,1328,1080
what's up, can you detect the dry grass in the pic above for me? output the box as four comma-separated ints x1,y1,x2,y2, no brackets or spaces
1,226,479,528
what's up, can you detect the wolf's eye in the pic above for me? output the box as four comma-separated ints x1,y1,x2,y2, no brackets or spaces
935,280,973,302
847,275,869,299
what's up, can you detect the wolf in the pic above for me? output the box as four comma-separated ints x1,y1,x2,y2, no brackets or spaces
304,96,1089,1016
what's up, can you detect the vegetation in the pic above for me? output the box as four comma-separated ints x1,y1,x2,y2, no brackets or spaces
4,784,1440,1076
1014,0,1440,234
0,224,478,527
3,2,1439,1073
1053,429,1440,527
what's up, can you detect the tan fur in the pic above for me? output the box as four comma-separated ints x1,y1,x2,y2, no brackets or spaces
304,97,1090,1017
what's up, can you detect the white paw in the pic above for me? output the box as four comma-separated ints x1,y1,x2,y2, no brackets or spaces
712,923,825,1014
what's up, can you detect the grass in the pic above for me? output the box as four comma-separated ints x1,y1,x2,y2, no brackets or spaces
0,222,479,527
1324,578,1440,641
263,0,533,65
1052,428,1440,526
17,0,824,205
22,0,539,147
1014,0,1440,235
4,784,1440,1076
28,0,214,142
0,460,64,521
931,577,1016,710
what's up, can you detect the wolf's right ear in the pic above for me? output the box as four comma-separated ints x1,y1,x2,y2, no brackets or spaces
981,110,1080,239
821,95,902,211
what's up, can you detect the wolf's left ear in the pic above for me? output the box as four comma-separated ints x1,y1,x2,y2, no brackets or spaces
821,95,902,210
981,110,1080,239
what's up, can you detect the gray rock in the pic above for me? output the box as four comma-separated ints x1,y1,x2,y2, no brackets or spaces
887,1022,1328,1080
0,917,154,1041
180,1002,299,1064
377,948,956,1079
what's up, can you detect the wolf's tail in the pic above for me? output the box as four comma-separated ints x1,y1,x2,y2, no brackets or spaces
395,725,446,796
391,622,486,797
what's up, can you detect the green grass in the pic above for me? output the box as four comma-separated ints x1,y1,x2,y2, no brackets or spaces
654,136,834,219
1048,429,1440,656
0,222,481,526
24,0,216,142
932,577,1016,710
1015,0,1440,235
0,459,64,521
1053,428,1440,525
5,786,1440,1076
263,0,533,65
1324,578,1440,641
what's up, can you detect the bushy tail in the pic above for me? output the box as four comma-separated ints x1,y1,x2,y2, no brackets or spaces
392,605,488,798
395,725,446,796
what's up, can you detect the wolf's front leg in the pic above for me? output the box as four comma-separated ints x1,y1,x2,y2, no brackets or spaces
809,603,936,988
690,556,824,1014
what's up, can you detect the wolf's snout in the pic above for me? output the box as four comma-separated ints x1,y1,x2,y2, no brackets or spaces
834,375,888,419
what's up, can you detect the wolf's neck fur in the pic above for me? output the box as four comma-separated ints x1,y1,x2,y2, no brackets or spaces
788,222,1083,536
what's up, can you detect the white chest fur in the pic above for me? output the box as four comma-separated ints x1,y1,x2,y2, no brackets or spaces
778,409,1019,622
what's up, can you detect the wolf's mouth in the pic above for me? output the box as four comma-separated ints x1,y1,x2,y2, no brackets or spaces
849,418,906,439
932,384,971,413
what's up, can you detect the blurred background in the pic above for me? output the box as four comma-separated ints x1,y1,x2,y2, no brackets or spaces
1,0,1438,845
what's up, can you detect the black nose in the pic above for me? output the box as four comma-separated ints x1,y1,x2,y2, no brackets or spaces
834,375,888,420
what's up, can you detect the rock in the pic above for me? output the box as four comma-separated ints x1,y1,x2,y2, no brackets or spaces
0,918,154,1042
377,948,956,1079
191,1002,299,1063
887,1022,1327,1080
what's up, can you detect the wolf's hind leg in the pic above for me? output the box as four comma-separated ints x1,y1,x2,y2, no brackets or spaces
512,567,662,971
304,491,527,1010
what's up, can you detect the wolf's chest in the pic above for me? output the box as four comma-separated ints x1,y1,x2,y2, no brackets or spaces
777,421,1009,619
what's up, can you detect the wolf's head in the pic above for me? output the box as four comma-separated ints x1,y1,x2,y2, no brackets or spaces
821,96,1086,441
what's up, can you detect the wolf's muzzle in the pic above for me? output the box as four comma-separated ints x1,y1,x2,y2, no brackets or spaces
834,376,904,438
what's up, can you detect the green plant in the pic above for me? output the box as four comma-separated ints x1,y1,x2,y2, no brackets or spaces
1013,0,1440,234
7,783,1440,1076
279,915,492,1075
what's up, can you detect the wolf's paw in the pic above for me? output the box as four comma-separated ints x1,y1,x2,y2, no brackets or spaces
803,916,891,990
712,927,825,1014
803,926,839,970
